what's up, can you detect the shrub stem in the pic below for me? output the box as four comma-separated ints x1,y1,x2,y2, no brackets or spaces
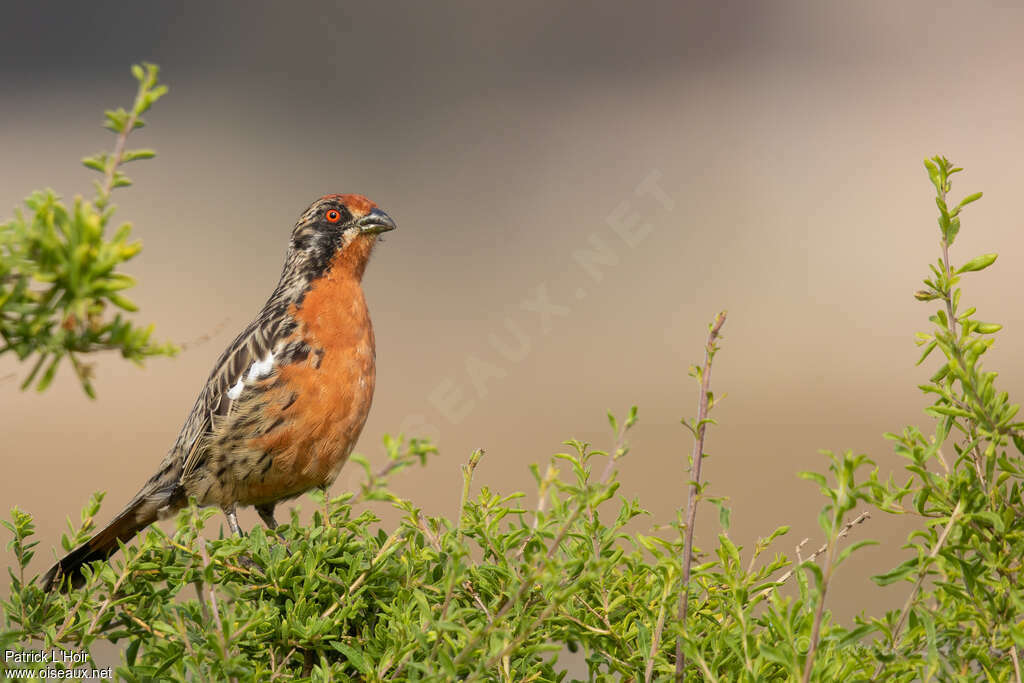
675,311,726,679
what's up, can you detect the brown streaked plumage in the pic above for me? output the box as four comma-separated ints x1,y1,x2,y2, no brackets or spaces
43,194,396,591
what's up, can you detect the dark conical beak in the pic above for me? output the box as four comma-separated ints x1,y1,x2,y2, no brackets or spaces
357,208,397,235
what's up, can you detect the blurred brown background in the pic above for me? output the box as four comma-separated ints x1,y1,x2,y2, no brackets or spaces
3,0,1024,633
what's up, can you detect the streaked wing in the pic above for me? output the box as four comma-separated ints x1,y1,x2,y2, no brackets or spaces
176,311,289,480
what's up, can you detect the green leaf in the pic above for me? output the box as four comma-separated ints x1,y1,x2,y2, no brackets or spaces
955,253,997,274
81,155,107,172
122,149,156,163
957,191,983,209
924,158,942,194
36,353,62,392
109,293,139,311
719,504,731,531
334,642,371,675
836,539,878,565
916,341,937,366
872,558,918,586
799,471,827,487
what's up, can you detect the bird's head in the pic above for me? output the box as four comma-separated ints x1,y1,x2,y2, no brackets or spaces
289,194,396,282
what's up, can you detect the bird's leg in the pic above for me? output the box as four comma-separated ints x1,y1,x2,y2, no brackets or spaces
255,503,278,530
223,504,245,536
222,504,265,573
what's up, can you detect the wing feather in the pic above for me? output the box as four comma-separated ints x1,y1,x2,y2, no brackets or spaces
176,312,289,480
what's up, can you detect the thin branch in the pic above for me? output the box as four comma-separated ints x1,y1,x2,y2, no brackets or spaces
871,499,964,680
452,448,623,673
458,449,484,542
645,570,675,683
193,581,210,622
464,580,492,622
936,190,990,487
676,310,726,679
801,512,840,683
97,98,142,207
601,414,631,484
514,465,557,561
482,598,562,674
416,577,459,680
412,512,443,552
320,527,404,619
85,562,132,636
198,540,229,670
756,511,871,602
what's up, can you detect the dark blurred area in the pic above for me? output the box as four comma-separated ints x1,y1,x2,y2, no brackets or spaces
3,0,1024,642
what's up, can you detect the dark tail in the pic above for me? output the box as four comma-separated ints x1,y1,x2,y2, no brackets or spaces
43,487,180,592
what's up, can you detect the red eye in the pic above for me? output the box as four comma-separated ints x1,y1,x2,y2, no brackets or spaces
325,209,341,223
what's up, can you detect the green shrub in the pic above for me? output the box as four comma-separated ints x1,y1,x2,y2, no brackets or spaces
0,63,176,398
3,66,1022,682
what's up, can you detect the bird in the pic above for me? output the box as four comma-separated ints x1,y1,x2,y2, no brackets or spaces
43,193,396,591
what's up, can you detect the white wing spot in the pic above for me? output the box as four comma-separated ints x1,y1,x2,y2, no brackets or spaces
247,351,276,381
226,351,276,401
226,379,244,400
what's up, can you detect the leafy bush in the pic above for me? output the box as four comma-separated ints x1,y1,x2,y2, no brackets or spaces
0,63,176,397
2,66,1022,681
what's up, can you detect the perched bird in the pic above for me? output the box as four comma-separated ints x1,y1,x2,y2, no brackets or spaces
43,194,396,591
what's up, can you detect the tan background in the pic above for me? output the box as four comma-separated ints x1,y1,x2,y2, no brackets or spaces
3,0,1024,636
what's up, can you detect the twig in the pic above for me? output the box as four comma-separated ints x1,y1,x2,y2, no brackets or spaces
97,84,146,208
559,609,611,635
197,542,227,655
269,647,297,682
575,413,636,633
452,491,593,670
86,563,132,636
601,415,631,484
801,513,840,682
794,538,809,564
871,499,964,680
675,311,726,679
416,576,459,679
458,449,484,542
176,613,197,659
413,512,443,552
756,511,871,602
455,426,630,674
514,465,557,561
935,186,989,488
481,598,562,675
320,527,404,619
350,456,416,506
302,649,315,678
645,569,675,683
196,536,241,683
193,581,210,622
464,580,492,622
53,581,95,641
119,606,163,639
